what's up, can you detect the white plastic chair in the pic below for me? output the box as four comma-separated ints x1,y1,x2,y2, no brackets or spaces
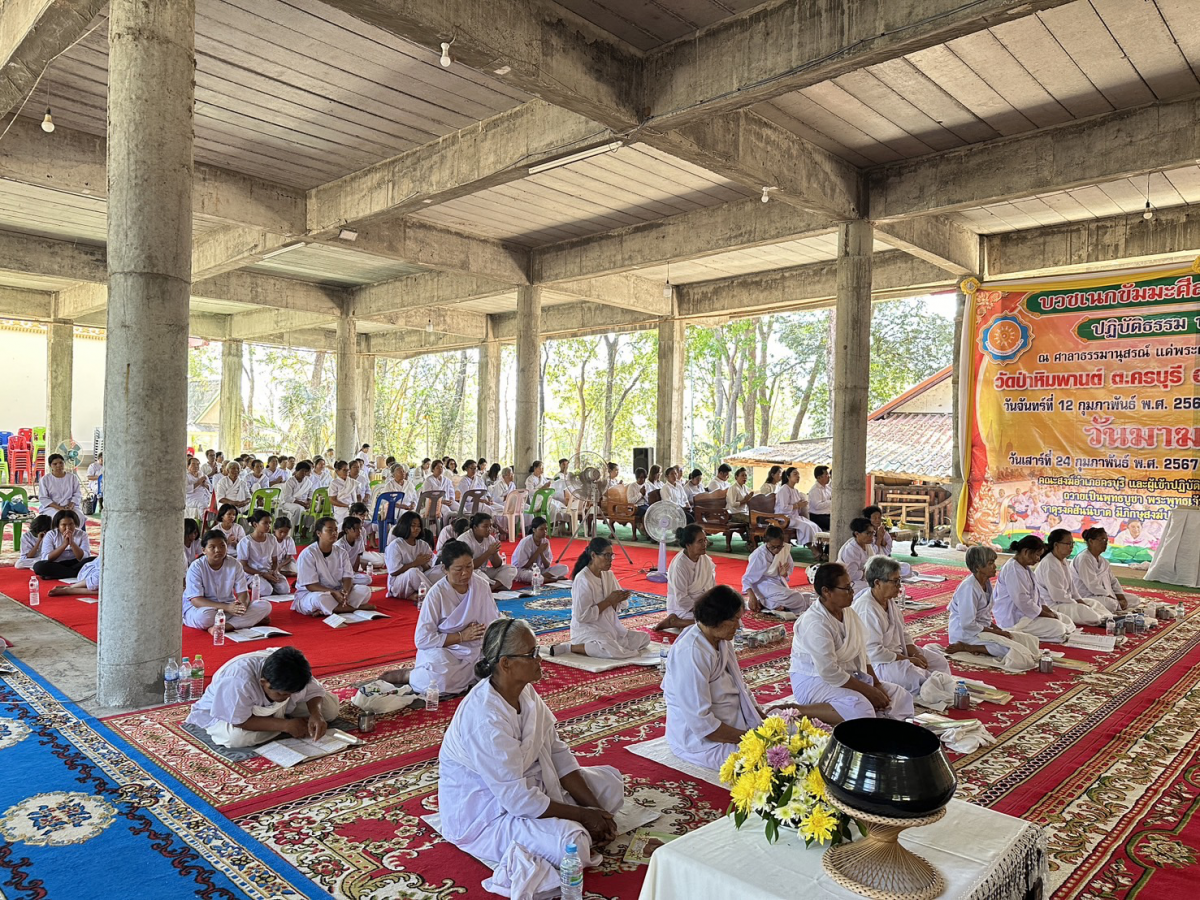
500,489,527,541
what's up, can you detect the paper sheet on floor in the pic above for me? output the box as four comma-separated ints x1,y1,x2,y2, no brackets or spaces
539,643,668,672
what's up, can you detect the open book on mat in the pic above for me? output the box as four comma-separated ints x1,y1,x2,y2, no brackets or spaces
324,610,389,628
255,728,361,768
224,625,293,643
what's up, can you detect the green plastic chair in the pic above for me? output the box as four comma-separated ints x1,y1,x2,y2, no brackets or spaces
526,486,555,519
295,487,332,540
30,427,46,464
0,485,32,550
0,448,9,484
250,487,281,516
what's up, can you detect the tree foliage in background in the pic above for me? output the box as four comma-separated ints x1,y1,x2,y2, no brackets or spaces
374,351,478,463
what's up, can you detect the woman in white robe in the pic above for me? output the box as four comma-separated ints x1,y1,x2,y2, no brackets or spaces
184,647,337,748
438,619,623,893
774,467,819,545
851,555,953,706
757,465,782,496
790,562,914,723
864,505,913,577
455,460,498,516
1072,527,1142,612
421,460,458,527
214,504,246,548
741,525,811,613
512,518,568,584
460,512,518,590
644,465,663,495
213,462,251,513
947,546,1039,670
385,511,442,599
371,464,415,516
32,510,94,580
1035,529,1110,626
236,510,289,596
658,466,692,518
654,523,717,631
328,461,359,527
38,454,84,520
551,537,650,659
184,457,212,520
291,517,373,616
183,531,271,633
994,536,1074,642
382,540,500,696
836,517,876,594
666,585,837,769
725,467,752,523
523,460,564,524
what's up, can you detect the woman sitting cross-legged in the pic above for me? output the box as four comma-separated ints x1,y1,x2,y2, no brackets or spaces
665,585,837,769
185,646,338,748
237,509,290,596
32,510,95,580
380,540,500,698
183,530,272,634
654,523,716,632
836,516,876,595
946,545,1040,669
789,562,915,724
385,511,442,600
548,537,651,660
459,512,518,590
438,618,623,893
291,516,374,617
512,517,568,585
741,524,811,615
1035,528,1111,626
994,535,1075,643
851,555,955,707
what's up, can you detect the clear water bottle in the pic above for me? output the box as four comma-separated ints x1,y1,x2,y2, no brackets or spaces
1135,612,1146,634
250,577,261,604
366,562,375,579
424,684,439,712
1178,601,1186,621
498,550,507,566
560,842,583,900
163,658,179,703
531,563,543,595
177,656,192,702
953,680,970,710
28,575,39,607
192,655,205,693
213,610,226,646
416,580,427,609
658,645,669,680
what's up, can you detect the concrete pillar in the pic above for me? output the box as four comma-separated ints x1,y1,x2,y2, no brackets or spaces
950,283,971,545
46,320,74,454
219,339,243,456
656,317,685,468
335,315,358,461
513,286,542,475
97,0,194,708
477,338,500,462
830,219,873,552
358,353,376,449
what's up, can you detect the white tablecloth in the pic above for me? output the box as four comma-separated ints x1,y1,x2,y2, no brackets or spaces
1145,506,1200,587
638,799,1044,900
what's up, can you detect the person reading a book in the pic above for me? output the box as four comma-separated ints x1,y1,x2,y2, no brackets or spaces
183,530,272,635
185,646,339,748
438,618,624,894
380,540,499,698
291,517,374,617
741,525,811,614
548,537,650,660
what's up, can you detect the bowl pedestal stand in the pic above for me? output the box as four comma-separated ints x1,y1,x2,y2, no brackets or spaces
822,796,946,900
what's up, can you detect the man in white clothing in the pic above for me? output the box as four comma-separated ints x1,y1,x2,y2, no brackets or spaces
292,517,374,616
182,531,272,634
807,465,832,532
279,461,313,528
706,464,732,493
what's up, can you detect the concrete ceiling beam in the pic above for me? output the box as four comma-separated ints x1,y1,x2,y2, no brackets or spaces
192,227,296,281
226,308,336,340
191,271,345,316
0,229,107,283
0,285,52,319
53,282,108,319
870,95,1200,220
550,273,672,316
532,198,836,283
350,272,510,319
873,215,981,276
0,0,106,117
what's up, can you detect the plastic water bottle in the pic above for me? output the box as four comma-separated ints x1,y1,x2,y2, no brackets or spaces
250,577,261,604
1135,612,1146,634
366,562,375,579
1178,601,1186,621
164,658,179,703
658,645,669,680
177,656,192,702
560,842,583,900
416,581,427,609
28,575,39,607
953,680,970,710
192,655,205,693
499,550,507,566
531,563,543,595
213,610,226,646
424,684,439,712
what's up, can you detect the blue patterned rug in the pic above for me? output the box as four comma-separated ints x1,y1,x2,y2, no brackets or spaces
496,587,666,634
0,654,329,899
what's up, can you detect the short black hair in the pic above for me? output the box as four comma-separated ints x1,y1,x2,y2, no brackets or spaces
863,505,882,518
51,509,80,529
814,465,830,479
439,538,473,569
294,460,312,473
201,529,227,548
694,585,744,627
850,517,873,535
184,518,201,541
273,516,292,530
29,514,52,536
813,562,848,596
717,464,731,475
48,453,64,465
261,646,312,693
216,503,239,521
248,509,272,526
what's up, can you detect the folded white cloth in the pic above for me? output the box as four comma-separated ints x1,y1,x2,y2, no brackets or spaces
351,681,418,713
481,842,558,899
940,719,996,754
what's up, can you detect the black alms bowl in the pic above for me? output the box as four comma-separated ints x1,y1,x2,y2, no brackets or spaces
817,719,957,819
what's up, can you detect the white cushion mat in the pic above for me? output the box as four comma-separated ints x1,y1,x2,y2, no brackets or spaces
539,642,669,672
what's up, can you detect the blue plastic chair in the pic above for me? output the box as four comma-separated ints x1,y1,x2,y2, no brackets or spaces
371,491,406,554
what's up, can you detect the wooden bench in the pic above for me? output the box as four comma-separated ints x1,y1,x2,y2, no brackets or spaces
691,489,746,551
603,486,646,541
880,492,933,554
746,493,791,550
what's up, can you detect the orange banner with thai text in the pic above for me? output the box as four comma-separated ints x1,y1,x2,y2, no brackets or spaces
959,261,1200,561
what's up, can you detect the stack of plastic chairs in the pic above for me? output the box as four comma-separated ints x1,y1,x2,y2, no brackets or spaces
30,427,46,480
6,435,31,484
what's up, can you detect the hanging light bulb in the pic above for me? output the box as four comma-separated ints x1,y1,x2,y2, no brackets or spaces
426,317,434,333
1142,172,1154,221
439,41,453,67
41,107,55,133
663,260,673,299
761,186,772,203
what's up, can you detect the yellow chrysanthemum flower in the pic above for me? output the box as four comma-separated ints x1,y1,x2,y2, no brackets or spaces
719,753,740,785
788,733,809,754
759,716,787,740
753,765,774,793
739,731,766,767
731,771,757,813
804,767,826,801
779,763,796,777
800,805,838,843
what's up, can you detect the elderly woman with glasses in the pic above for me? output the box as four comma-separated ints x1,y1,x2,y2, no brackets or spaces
851,555,954,706
438,617,624,895
380,539,499,698
790,562,914,724
549,537,650,660
1035,529,1111,625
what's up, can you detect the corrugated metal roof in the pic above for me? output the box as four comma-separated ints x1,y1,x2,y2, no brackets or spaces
725,413,952,482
